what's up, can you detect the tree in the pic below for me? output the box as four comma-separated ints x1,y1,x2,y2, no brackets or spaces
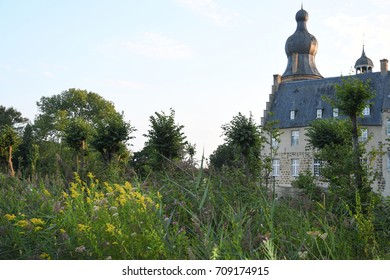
0,106,28,177
142,109,187,170
91,113,135,164
306,118,355,194
0,105,28,130
333,77,375,193
209,143,236,170
220,112,264,177
306,77,376,201
35,88,118,141
0,125,21,176
34,89,135,174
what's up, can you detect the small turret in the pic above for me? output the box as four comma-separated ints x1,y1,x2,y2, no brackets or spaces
355,46,374,74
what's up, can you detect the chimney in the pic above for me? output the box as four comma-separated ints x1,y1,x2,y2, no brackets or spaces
272,74,282,93
380,59,388,76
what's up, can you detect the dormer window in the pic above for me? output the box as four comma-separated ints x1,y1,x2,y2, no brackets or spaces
333,108,339,118
316,109,323,119
362,105,370,116
290,110,296,120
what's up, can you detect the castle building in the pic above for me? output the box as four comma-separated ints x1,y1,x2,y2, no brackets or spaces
261,7,390,196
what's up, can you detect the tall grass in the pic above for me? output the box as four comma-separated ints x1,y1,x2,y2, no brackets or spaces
0,165,390,260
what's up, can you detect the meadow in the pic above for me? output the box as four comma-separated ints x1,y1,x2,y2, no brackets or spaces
1,164,390,260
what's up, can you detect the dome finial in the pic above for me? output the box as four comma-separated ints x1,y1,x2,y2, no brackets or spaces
301,2,303,10
355,43,373,74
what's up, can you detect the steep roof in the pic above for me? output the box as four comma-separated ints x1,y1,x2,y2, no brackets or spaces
265,72,390,129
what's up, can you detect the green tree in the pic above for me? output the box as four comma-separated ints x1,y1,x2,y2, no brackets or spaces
0,106,28,177
64,117,93,173
142,109,187,170
0,125,21,176
220,112,264,177
91,113,135,164
333,77,375,194
209,143,236,171
35,88,118,141
0,105,28,130
34,89,135,175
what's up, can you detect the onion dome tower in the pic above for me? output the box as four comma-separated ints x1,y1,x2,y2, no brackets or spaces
355,46,374,74
282,7,323,82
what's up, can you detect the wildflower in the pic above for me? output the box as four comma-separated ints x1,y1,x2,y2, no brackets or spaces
62,191,69,199
43,189,51,197
105,223,116,235
60,229,69,241
124,181,133,191
39,253,51,260
112,213,119,218
93,205,100,212
30,218,45,226
34,226,43,232
70,185,81,199
77,223,90,232
75,245,86,253
4,214,16,221
298,251,308,259
87,172,95,180
116,195,127,206
307,231,327,240
104,182,113,193
15,219,30,228
109,206,117,212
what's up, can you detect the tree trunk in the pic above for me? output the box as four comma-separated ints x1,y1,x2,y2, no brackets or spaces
351,115,363,190
8,145,15,177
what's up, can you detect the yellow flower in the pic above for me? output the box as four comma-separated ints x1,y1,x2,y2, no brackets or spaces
70,183,81,199
78,223,90,232
105,223,116,235
4,214,16,221
62,191,69,199
15,219,30,228
30,218,45,226
34,226,43,232
124,181,133,191
104,182,113,193
39,253,51,260
60,228,67,234
116,195,127,206
43,189,51,197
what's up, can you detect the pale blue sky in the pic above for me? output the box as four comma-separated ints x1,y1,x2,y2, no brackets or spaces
1,0,390,159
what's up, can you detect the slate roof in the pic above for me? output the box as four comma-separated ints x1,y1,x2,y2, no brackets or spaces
265,72,390,129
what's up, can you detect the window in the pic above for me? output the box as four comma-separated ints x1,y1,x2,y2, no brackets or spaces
291,159,300,177
291,130,299,146
313,159,323,176
333,108,339,118
387,119,390,136
272,159,280,176
290,110,296,120
271,137,279,148
316,109,323,119
388,153,390,170
359,128,368,142
362,105,370,116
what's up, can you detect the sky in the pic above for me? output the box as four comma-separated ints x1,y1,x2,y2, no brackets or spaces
1,0,390,160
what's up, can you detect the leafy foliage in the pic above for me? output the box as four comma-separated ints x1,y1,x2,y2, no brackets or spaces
141,109,187,170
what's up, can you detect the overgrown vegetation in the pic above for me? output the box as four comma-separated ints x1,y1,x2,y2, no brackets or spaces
1,84,390,260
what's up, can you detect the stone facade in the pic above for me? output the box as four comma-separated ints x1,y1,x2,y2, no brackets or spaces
262,8,390,197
